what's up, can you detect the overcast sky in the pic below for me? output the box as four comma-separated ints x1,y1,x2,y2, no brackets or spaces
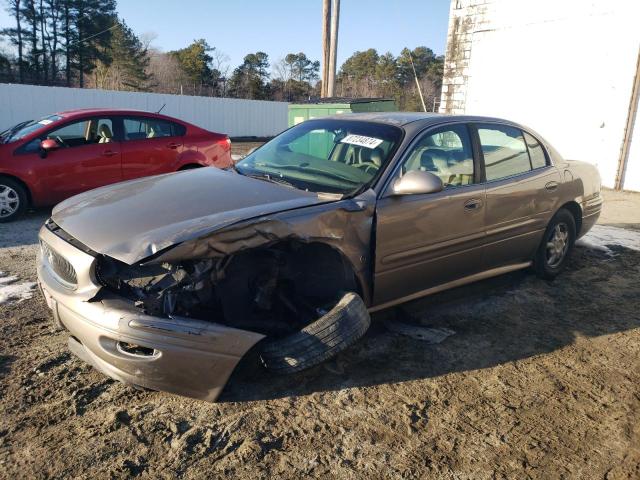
0,0,451,72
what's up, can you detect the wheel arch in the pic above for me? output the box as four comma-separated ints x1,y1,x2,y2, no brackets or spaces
557,200,582,236
229,239,366,301
0,173,32,205
176,149,207,170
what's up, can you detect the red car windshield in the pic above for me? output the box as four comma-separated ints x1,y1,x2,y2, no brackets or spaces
2,115,62,144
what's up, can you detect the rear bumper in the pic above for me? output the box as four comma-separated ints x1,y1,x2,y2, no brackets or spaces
579,194,603,238
37,226,264,402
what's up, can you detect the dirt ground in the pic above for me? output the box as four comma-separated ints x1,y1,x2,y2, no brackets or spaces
1,154,639,478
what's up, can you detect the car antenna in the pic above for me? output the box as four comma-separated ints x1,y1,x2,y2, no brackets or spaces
156,103,166,114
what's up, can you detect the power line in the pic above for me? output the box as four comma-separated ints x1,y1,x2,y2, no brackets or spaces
67,23,118,47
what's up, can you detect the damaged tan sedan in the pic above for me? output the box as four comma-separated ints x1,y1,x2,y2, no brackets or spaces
37,113,603,401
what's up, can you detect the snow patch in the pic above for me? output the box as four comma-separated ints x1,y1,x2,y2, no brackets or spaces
577,225,640,255
0,271,37,305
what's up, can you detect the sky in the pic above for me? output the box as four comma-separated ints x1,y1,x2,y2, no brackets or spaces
0,0,451,73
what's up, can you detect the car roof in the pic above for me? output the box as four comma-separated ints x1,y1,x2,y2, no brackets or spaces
321,112,521,128
56,108,158,117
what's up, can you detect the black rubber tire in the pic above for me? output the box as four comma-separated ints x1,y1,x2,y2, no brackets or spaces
259,292,371,374
0,177,28,223
534,208,576,280
178,164,203,171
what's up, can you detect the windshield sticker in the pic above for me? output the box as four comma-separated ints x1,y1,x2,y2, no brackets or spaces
340,134,384,149
38,119,53,125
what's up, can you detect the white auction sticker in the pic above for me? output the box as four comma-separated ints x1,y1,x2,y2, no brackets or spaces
340,134,384,149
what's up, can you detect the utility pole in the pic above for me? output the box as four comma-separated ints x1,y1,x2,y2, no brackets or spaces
327,0,340,98
321,0,339,98
409,51,427,112
321,0,331,97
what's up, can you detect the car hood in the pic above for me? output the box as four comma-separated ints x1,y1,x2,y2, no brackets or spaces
52,168,328,264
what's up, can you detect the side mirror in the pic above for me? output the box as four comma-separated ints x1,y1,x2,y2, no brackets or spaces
391,170,444,196
39,138,58,158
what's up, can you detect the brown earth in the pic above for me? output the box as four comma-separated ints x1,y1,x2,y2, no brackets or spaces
1,157,639,478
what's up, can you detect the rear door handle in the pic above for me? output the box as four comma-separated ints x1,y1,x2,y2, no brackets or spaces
167,142,180,149
102,150,117,157
545,181,559,191
464,198,483,210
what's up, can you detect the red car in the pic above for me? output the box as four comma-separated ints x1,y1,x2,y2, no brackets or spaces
0,108,232,222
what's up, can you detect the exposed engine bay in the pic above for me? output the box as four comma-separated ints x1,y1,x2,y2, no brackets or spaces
96,242,359,338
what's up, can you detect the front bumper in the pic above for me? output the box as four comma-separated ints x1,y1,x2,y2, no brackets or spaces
37,225,264,402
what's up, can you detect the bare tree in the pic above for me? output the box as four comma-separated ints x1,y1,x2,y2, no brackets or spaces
6,0,24,82
210,47,229,96
146,49,188,94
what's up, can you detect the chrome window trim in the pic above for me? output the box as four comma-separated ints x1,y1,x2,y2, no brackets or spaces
380,120,476,198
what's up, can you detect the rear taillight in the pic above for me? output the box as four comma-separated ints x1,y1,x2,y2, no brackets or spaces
223,137,231,150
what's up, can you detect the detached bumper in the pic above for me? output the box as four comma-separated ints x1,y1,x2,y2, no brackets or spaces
37,226,264,402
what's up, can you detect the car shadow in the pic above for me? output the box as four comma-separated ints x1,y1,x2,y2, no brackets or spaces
0,355,15,380
219,245,640,402
0,208,51,249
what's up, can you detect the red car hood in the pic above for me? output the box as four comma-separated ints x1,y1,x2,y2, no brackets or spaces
52,168,326,264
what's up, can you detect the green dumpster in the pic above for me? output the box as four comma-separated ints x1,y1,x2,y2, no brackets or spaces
288,98,396,127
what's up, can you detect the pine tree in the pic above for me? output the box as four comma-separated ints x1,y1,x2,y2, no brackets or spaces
92,18,150,91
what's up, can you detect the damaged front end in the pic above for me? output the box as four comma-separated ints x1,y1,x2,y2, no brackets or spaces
94,192,377,340
96,238,365,339
42,192,376,401
96,257,224,320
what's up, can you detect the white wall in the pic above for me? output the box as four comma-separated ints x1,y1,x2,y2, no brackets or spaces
0,83,289,138
441,0,640,191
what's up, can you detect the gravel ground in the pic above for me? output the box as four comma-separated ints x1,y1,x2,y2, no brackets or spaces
1,167,639,478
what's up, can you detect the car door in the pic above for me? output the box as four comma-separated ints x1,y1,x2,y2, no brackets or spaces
24,116,122,204
476,123,562,268
373,123,487,307
120,116,184,180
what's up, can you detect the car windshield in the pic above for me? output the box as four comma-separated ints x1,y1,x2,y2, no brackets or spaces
235,119,403,195
1,115,62,144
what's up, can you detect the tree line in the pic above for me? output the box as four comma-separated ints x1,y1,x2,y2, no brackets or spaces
0,0,443,110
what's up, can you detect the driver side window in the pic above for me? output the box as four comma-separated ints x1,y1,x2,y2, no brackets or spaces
402,124,475,188
22,118,113,152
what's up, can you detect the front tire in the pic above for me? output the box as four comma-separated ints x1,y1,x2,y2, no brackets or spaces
0,178,28,223
259,292,371,374
534,208,576,280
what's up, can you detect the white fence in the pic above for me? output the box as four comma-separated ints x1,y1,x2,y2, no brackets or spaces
0,83,289,138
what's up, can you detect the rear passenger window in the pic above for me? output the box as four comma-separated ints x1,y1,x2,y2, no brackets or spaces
402,124,475,187
123,118,184,141
523,132,547,169
478,125,531,181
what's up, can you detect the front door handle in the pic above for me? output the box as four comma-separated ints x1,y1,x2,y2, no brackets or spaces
464,198,483,210
102,150,117,157
545,181,559,191
167,142,180,149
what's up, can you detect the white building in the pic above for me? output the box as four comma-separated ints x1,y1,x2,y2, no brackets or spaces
440,0,640,191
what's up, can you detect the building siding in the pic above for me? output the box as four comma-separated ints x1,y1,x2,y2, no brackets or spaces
440,0,640,191
0,84,289,138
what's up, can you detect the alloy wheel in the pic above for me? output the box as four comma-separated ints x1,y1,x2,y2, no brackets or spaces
0,184,19,218
546,222,569,268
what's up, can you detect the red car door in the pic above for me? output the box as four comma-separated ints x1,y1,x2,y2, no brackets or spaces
39,117,122,204
120,116,184,180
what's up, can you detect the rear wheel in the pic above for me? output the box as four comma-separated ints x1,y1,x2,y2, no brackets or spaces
178,164,202,171
534,208,576,280
0,178,28,223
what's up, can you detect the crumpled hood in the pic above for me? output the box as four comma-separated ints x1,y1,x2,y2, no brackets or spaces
52,168,325,264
